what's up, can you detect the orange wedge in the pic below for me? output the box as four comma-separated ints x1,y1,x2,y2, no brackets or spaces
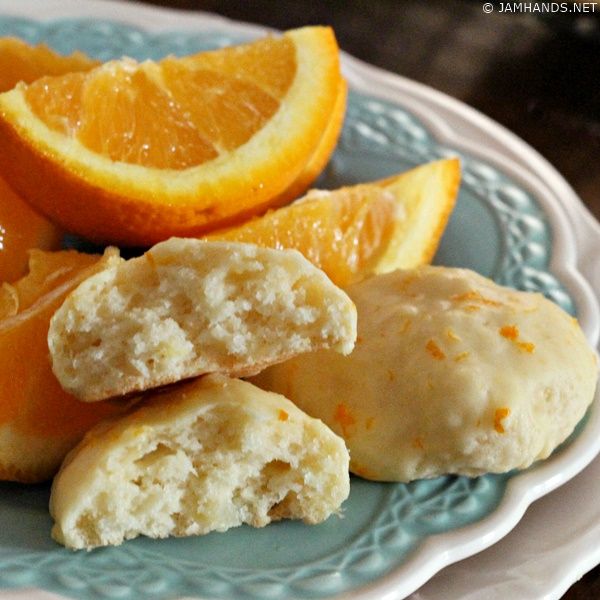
271,76,348,207
0,175,63,283
0,27,345,246
0,37,98,92
207,159,461,286
0,38,98,282
0,248,126,483
0,247,107,318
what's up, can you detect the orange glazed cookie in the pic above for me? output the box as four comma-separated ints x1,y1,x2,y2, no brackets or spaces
252,267,598,482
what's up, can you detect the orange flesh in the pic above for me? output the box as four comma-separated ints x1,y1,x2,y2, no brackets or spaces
0,28,344,245
207,186,396,286
25,38,296,170
270,78,348,207
4,249,97,312
0,37,98,92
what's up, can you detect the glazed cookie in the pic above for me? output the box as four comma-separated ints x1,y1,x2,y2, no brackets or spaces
252,266,598,481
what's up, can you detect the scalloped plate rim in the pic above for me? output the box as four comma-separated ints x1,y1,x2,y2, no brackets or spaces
0,3,598,600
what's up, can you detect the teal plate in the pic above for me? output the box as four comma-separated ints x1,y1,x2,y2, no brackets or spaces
0,15,594,600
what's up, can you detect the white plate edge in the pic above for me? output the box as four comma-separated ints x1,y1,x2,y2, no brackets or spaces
0,2,598,599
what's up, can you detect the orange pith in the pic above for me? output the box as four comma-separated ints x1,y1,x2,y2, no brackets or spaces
0,27,345,245
0,249,125,482
207,159,461,286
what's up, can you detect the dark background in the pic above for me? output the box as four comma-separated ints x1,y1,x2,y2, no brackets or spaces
132,1,599,597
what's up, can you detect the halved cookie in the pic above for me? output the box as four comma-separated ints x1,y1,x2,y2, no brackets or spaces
49,239,356,401
50,375,350,549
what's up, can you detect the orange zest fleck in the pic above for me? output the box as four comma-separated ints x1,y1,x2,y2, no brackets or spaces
399,318,412,334
365,416,375,430
452,290,502,306
499,325,535,353
387,369,395,381
425,339,446,360
517,341,535,353
494,407,510,433
446,328,460,342
499,325,519,340
454,351,470,362
333,403,356,438
412,436,425,450
278,409,289,422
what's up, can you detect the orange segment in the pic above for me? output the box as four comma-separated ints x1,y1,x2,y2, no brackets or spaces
0,248,125,483
207,159,461,286
176,33,296,96
0,27,345,245
0,37,98,92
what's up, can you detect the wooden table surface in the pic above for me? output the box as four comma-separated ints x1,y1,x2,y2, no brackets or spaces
133,1,600,597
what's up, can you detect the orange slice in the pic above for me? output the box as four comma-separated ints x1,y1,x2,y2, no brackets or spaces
0,37,98,92
207,159,461,286
0,38,98,282
0,248,126,483
0,27,344,246
270,76,348,207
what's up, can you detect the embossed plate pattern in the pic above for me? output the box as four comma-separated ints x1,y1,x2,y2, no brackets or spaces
0,4,598,600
